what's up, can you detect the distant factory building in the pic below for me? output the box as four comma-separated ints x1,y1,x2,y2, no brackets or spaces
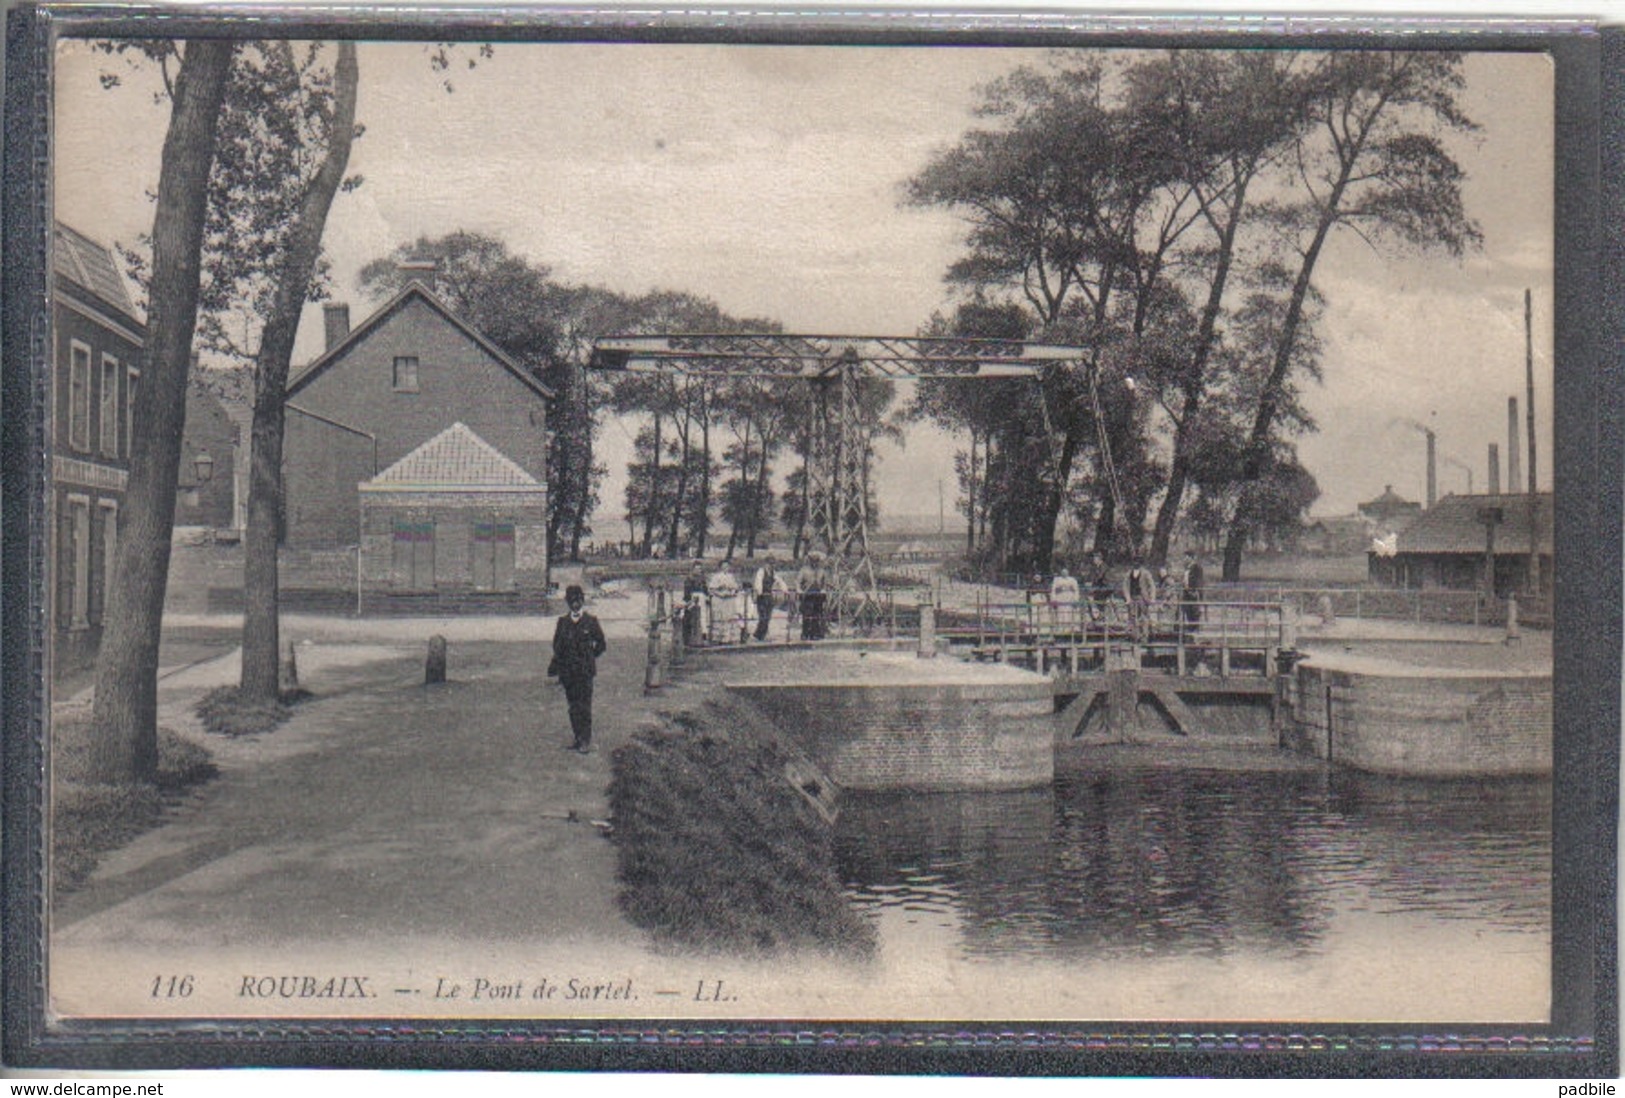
1367,491,1552,598
1298,515,1374,556
1357,485,1422,530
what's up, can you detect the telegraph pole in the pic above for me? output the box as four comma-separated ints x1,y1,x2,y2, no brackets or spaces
1525,289,1541,594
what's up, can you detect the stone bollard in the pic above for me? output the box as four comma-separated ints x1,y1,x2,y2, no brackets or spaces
645,590,666,693
425,635,447,684
280,639,299,691
669,601,686,667
916,603,936,659
1504,593,1521,644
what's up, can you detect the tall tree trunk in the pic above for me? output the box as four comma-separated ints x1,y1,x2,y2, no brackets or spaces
1034,431,1080,573
1222,180,1357,581
641,414,660,558
1149,173,1252,564
964,429,978,553
747,439,772,557
568,451,591,561
545,368,573,560
793,455,810,561
565,364,594,562
666,407,691,560
88,40,234,783
1092,493,1118,561
1090,386,1136,561
695,394,712,557
240,42,359,701
976,435,989,550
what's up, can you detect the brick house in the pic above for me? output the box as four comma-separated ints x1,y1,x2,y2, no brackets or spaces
281,282,552,608
174,377,246,535
52,222,143,672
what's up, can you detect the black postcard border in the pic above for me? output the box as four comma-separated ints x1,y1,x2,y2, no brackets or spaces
3,4,1618,1077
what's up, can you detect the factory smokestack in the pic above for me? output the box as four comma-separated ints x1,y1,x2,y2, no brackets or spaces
1507,396,1521,493
1425,429,1437,509
1488,443,1500,495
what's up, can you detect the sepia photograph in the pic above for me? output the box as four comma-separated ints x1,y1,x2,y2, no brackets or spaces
10,10,1613,1070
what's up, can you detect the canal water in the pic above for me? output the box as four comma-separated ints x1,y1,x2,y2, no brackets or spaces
834,763,1551,1022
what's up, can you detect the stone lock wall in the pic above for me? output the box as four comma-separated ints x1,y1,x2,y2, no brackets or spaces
1291,663,1551,778
726,681,1055,792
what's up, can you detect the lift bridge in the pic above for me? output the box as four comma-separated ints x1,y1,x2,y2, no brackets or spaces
588,333,1086,631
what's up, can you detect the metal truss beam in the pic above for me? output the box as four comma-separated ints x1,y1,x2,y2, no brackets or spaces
590,333,1078,378
588,333,1085,635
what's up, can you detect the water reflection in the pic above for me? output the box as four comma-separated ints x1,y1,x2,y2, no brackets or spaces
835,765,1550,964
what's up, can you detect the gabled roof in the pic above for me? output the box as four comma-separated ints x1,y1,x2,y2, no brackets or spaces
366,422,540,488
1390,491,1554,555
54,222,141,322
1359,484,1418,511
287,281,553,400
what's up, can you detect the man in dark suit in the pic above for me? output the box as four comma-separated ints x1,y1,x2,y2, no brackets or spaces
1181,549,1206,640
549,584,608,754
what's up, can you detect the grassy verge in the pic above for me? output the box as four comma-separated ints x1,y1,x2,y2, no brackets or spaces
608,698,876,959
51,707,218,897
195,685,313,737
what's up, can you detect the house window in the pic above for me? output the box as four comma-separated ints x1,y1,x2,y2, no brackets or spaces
68,342,91,451
471,521,516,591
392,356,420,393
99,354,120,458
63,494,90,628
392,519,436,589
95,500,118,624
125,367,140,460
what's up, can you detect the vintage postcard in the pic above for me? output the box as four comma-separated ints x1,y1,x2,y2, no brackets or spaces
9,7,1615,1072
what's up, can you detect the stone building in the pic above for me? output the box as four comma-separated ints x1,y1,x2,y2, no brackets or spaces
52,222,142,673
357,423,549,613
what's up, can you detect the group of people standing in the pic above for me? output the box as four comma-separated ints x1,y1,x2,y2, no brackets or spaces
678,552,834,647
1045,549,1206,640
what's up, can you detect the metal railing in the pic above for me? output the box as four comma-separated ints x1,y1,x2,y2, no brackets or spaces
955,575,1541,630
1206,585,1507,628
935,596,1287,679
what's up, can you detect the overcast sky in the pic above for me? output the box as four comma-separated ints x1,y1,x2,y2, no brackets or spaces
54,40,1554,529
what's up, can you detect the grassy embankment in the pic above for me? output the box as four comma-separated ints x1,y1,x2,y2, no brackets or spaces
52,683,309,896
608,694,876,959
51,705,217,896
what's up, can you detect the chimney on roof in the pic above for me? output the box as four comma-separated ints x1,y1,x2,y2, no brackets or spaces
1507,396,1521,494
323,303,351,352
1488,443,1500,495
397,259,437,284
